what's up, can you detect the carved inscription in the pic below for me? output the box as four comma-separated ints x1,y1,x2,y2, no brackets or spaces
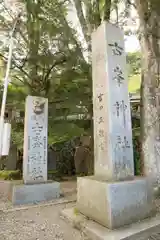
113,100,127,128
108,42,124,56
97,92,105,151
92,23,134,179
23,96,48,183
113,66,125,86
114,135,132,179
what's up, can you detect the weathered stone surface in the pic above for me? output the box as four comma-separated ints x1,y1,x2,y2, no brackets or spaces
61,207,160,240
80,136,91,147
23,96,48,184
61,21,154,235
77,176,154,229
92,22,134,181
48,147,57,171
6,144,17,170
74,136,94,175
74,146,90,175
12,182,60,205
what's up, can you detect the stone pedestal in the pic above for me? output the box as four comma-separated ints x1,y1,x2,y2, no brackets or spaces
61,208,160,240
0,180,60,205
76,22,154,229
77,177,153,229
12,181,60,205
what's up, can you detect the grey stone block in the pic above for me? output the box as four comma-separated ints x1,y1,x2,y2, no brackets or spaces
77,176,154,229
12,181,60,205
61,208,160,240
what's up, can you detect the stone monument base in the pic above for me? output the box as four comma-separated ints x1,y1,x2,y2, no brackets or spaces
61,208,160,240
11,181,60,205
77,176,154,229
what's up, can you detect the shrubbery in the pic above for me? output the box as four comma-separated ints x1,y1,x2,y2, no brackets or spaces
0,170,21,180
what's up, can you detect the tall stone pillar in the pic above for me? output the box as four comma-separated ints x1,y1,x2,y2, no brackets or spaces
77,22,153,229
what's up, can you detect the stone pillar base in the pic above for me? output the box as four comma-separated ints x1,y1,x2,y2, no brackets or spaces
77,176,154,229
12,181,60,205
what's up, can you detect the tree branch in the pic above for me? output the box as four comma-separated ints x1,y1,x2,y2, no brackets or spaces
73,0,91,51
104,0,112,21
0,53,32,81
60,11,87,64
126,0,136,10
89,0,101,28
12,75,32,89
49,98,69,105
44,56,67,83
135,0,148,23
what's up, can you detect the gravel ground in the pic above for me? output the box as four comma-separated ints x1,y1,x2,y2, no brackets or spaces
0,180,77,211
1,180,160,240
0,202,87,240
0,181,87,240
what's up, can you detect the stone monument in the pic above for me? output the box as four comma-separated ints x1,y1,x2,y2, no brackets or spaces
76,22,153,229
23,96,48,184
11,96,60,205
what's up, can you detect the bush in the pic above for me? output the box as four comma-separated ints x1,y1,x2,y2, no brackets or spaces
132,115,141,175
0,170,21,180
133,135,141,175
54,139,77,175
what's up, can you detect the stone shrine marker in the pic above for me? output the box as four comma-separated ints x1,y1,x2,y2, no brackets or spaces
23,96,48,184
76,22,153,229
92,22,134,181
10,95,60,205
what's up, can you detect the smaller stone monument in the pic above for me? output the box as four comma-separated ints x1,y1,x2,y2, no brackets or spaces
23,96,48,184
11,96,60,205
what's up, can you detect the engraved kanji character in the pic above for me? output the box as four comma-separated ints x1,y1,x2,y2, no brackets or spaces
113,66,125,86
108,42,123,56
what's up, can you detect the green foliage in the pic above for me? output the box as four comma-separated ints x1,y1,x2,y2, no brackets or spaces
48,122,84,145
129,74,141,93
0,0,93,144
11,123,24,148
127,52,141,76
48,170,60,180
74,207,79,216
0,170,21,180
127,52,141,93
53,138,78,175
133,133,141,175
132,115,141,175
0,0,142,151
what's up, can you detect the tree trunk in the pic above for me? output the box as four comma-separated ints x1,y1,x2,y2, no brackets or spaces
136,0,160,185
26,0,41,94
104,0,112,21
